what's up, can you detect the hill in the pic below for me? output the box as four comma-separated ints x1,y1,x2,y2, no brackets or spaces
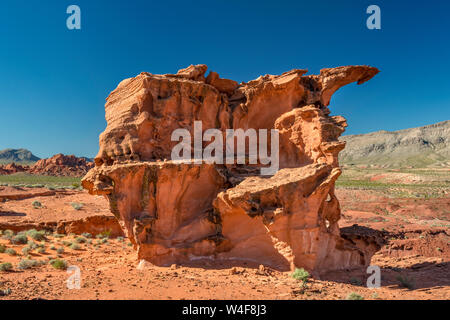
339,120,450,168
0,148,40,165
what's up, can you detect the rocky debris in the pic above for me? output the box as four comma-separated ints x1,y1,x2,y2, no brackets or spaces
28,154,94,177
83,64,379,273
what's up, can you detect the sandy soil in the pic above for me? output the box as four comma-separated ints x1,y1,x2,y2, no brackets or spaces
0,186,449,300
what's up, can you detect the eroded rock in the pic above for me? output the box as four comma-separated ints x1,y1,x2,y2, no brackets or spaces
83,64,379,273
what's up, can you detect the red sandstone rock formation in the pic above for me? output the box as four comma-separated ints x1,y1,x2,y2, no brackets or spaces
29,154,94,177
0,163,29,175
83,64,379,273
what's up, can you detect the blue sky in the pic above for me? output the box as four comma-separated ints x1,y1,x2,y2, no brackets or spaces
0,0,449,158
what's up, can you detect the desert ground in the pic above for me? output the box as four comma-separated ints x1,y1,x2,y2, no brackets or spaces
0,167,448,300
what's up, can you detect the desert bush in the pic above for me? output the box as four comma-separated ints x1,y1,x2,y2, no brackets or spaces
70,202,83,210
290,268,310,282
70,243,81,250
11,233,28,244
26,241,38,250
96,229,111,239
1,229,14,240
75,236,86,243
54,234,65,238
32,200,42,209
62,240,72,247
5,248,17,256
50,259,67,270
396,274,415,289
26,229,46,241
56,247,64,254
37,247,46,254
0,244,6,253
346,292,364,300
49,245,56,250
117,236,125,242
81,232,92,238
22,246,32,256
18,259,39,270
0,262,13,272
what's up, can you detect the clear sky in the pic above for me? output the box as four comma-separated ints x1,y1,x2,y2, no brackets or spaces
0,0,449,158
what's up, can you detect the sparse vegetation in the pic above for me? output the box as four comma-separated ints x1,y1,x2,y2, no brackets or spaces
26,229,46,241
0,244,6,253
32,200,42,209
75,236,86,243
70,202,83,210
290,268,310,282
18,259,39,270
56,247,65,254
70,243,81,250
5,248,17,256
346,292,364,300
0,173,81,188
50,258,67,270
0,262,13,271
11,233,28,244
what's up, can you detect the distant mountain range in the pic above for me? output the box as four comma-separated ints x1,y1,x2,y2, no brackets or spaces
339,120,450,168
0,149,93,165
0,148,40,165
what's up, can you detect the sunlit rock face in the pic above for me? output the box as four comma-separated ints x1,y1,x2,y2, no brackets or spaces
83,64,380,273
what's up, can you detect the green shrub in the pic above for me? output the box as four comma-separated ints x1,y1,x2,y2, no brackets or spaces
290,268,310,282
0,244,6,253
50,259,67,270
26,229,46,241
72,183,80,188
117,236,125,242
11,233,28,244
26,241,38,250
81,232,92,238
18,259,39,270
32,200,42,209
346,292,364,300
62,240,72,247
49,245,56,250
0,262,13,271
75,237,86,243
1,229,14,240
70,243,81,250
22,246,32,255
96,229,111,239
54,234,65,238
70,202,83,210
37,247,46,254
5,248,17,256
56,247,64,254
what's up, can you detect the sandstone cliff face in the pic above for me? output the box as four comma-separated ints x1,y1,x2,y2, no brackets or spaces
83,64,379,273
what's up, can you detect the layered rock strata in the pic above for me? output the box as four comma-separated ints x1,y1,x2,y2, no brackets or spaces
83,64,379,273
